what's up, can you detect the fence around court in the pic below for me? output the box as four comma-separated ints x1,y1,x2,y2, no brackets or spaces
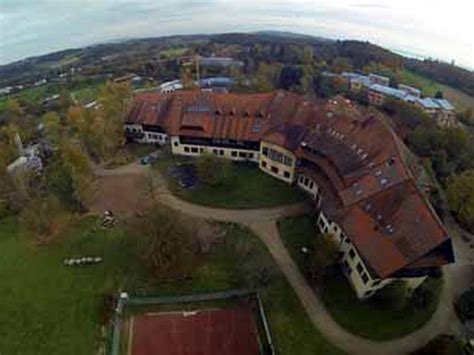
109,289,274,355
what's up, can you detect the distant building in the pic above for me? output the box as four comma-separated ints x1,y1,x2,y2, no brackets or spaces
368,73,390,87
199,57,244,68
334,71,458,127
415,98,457,126
159,80,184,94
368,84,408,106
398,84,421,98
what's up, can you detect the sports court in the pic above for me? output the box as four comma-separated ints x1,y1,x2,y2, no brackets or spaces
128,307,261,355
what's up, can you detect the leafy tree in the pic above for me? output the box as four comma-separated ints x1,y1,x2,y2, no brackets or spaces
19,195,62,244
43,156,76,208
67,82,131,161
41,111,63,146
134,206,197,279
59,141,95,209
434,90,444,99
447,170,474,232
307,234,339,282
255,62,281,92
4,98,24,121
330,57,353,73
314,75,348,98
383,97,429,129
455,286,474,322
4,99,36,143
442,127,468,158
196,153,231,186
280,65,303,90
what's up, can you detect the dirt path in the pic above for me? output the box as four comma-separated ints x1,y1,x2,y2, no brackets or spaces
88,161,472,354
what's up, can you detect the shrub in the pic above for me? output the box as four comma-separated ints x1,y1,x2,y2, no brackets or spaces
455,287,474,322
196,153,231,186
447,171,474,233
131,205,198,280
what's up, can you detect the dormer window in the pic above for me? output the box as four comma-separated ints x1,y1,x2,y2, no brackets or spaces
229,109,235,116
243,111,250,117
255,111,263,118
215,109,222,115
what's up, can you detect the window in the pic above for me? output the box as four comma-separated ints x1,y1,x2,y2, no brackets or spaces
304,177,309,186
271,166,278,174
309,181,314,189
248,153,254,159
191,147,199,153
268,149,284,163
356,262,363,274
199,148,204,153
284,171,290,179
372,280,381,287
231,151,237,157
283,156,293,166
361,272,369,284
363,290,373,297
318,218,325,230
125,127,130,132
213,149,218,155
349,249,356,260
262,161,267,168
262,147,269,156
174,141,179,147
219,150,224,156
184,146,190,153
239,152,246,158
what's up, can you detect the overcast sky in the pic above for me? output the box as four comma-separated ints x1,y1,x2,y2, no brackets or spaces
0,0,472,69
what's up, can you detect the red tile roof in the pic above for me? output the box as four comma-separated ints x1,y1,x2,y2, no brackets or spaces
126,90,454,278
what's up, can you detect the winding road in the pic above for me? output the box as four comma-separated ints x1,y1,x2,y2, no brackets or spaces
91,161,473,354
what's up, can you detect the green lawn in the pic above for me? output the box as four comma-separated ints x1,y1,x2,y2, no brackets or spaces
278,214,442,340
398,70,440,97
159,47,190,58
278,214,318,273
155,153,307,209
72,87,100,104
321,273,441,340
0,216,342,354
0,216,149,355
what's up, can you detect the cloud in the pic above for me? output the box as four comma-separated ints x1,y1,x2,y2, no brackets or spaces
0,0,472,69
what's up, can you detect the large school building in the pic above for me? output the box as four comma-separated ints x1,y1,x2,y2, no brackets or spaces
124,90,454,299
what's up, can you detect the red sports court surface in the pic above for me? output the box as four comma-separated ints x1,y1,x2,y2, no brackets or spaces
130,307,261,355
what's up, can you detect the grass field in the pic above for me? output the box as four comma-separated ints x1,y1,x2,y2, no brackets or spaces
278,214,441,340
72,87,100,104
0,216,342,354
321,273,441,340
155,153,306,209
398,70,440,97
398,70,474,112
159,47,190,58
